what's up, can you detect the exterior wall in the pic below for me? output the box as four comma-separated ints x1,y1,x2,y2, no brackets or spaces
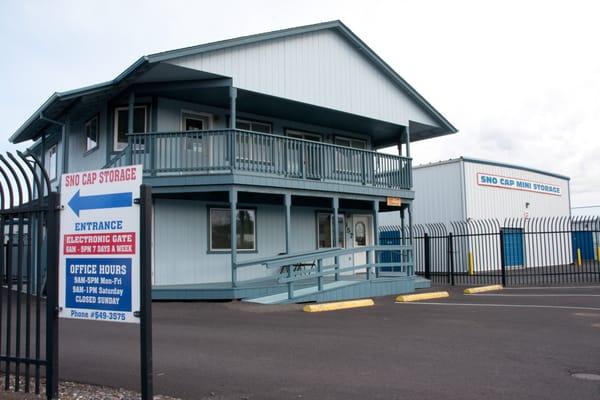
167,29,439,128
153,199,321,285
67,105,110,173
462,161,570,220
155,97,373,147
412,160,465,225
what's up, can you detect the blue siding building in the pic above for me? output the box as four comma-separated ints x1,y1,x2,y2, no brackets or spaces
10,21,457,303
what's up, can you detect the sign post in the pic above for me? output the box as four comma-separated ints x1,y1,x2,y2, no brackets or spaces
58,165,153,398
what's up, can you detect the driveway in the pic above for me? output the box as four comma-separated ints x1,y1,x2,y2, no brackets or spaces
59,286,600,399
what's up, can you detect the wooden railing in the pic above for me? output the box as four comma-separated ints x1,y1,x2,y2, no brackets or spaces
235,244,414,300
104,129,412,190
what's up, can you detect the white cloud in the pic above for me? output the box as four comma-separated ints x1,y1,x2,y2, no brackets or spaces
0,0,598,206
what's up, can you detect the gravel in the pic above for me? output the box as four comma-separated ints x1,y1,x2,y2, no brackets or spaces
0,373,180,400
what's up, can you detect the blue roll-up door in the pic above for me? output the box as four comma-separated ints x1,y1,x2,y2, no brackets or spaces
572,231,594,261
503,228,524,267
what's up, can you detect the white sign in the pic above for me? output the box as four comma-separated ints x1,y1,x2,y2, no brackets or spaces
59,165,142,323
477,173,561,196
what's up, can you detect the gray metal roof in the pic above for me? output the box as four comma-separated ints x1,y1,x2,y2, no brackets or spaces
10,20,457,144
414,156,570,181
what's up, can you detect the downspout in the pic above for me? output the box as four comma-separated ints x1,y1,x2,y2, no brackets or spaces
39,112,67,178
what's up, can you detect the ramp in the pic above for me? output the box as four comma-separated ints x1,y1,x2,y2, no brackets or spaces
245,280,360,304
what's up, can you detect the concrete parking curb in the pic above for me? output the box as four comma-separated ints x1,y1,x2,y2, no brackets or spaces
464,284,503,294
396,291,450,302
303,299,375,312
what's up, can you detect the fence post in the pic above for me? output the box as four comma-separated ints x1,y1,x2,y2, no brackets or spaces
45,192,60,400
447,233,455,286
499,228,507,287
139,184,154,400
424,233,431,280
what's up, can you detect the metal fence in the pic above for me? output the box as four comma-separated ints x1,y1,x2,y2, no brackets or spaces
380,216,600,286
0,151,59,399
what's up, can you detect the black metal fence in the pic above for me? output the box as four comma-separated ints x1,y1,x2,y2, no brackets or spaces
380,216,600,286
0,151,59,399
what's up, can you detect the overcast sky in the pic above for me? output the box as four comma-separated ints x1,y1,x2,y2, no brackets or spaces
0,0,598,207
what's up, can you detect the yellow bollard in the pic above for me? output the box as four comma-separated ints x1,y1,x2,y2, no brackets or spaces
468,251,474,275
597,246,600,262
577,248,582,267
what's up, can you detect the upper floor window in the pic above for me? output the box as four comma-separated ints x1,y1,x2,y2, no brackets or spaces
114,106,147,151
334,136,367,149
236,119,271,134
46,145,57,181
85,116,99,152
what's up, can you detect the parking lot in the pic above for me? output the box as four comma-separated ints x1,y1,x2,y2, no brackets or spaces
59,285,600,400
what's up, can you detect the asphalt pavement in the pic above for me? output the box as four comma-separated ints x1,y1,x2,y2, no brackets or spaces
58,285,600,400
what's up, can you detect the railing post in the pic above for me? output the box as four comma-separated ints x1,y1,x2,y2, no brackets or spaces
361,153,367,185
230,130,237,171
332,197,340,281
301,142,306,179
126,139,133,166
373,200,379,278
447,233,455,286
317,258,323,291
366,249,372,280
149,135,156,177
499,228,507,286
424,233,431,280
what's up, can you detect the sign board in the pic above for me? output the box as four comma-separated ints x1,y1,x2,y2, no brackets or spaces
59,165,142,323
386,197,402,207
477,173,561,196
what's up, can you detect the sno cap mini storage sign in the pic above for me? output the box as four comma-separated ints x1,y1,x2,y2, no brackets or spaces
59,165,142,323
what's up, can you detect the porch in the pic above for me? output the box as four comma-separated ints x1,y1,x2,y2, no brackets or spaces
106,129,412,192
150,189,418,303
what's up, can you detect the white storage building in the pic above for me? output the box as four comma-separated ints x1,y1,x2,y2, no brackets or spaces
410,157,571,224
379,157,574,273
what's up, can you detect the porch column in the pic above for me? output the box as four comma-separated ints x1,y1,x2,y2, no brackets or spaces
128,92,135,134
407,203,414,276
284,193,292,254
229,87,237,128
400,205,406,275
230,189,238,287
332,197,339,281
405,125,411,159
373,200,379,278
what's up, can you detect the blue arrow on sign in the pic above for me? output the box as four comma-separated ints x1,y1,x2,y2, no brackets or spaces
68,190,133,216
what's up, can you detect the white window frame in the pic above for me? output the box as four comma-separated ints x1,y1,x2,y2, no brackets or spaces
334,135,367,174
209,207,256,252
47,144,58,181
180,110,213,131
317,212,345,249
113,105,147,151
236,119,273,164
286,129,322,142
180,110,213,154
84,115,99,153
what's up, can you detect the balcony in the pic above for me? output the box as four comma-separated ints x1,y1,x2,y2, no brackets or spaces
106,129,412,191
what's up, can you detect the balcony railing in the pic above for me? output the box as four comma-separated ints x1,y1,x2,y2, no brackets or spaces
105,129,412,190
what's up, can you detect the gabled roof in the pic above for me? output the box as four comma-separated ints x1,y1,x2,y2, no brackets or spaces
10,20,456,144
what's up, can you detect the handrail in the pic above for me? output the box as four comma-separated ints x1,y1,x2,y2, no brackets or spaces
125,129,412,161
235,247,343,268
103,145,130,169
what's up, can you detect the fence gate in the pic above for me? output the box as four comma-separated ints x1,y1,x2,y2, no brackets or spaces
0,151,59,399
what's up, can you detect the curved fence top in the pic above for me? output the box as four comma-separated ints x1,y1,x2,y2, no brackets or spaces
380,215,600,236
0,151,51,211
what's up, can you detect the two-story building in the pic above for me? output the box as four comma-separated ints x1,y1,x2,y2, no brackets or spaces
10,21,457,303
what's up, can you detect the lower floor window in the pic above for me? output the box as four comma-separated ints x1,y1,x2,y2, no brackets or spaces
210,208,256,251
317,213,345,248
